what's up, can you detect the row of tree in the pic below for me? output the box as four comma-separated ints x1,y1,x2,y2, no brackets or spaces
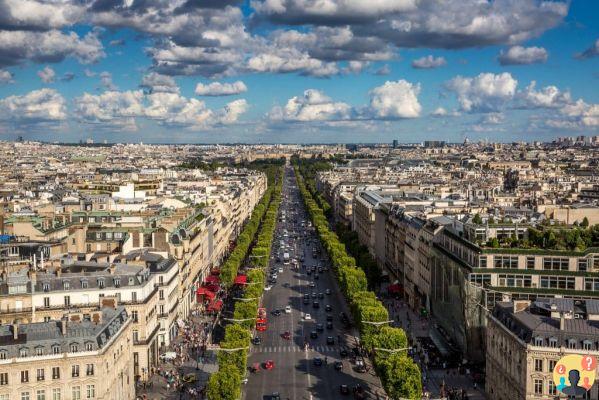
294,166,422,400
207,167,283,400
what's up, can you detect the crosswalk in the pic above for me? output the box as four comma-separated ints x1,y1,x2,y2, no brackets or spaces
250,345,349,353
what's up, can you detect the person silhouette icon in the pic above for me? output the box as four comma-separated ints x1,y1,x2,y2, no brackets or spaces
562,369,588,396
582,376,592,390
557,377,567,392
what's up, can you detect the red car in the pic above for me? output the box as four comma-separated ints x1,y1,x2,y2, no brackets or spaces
282,331,291,340
264,360,275,370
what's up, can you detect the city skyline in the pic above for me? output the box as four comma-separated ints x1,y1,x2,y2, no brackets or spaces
0,0,597,143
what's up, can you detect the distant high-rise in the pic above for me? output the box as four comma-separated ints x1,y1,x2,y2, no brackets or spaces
392,139,398,148
423,140,446,148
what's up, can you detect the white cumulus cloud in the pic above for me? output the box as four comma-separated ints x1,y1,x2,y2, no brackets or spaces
37,66,55,83
270,89,352,122
412,55,446,69
0,88,66,122
498,46,548,65
195,81,247,96
446,72,518,113
0,69,14,85
369,80,421,119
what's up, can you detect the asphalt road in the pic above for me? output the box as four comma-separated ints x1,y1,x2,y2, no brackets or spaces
244,166,381,400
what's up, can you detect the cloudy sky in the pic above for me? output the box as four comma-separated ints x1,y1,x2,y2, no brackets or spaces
0,0,597,143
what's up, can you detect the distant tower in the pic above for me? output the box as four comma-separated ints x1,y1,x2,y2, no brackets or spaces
392,139,399,149
463,136,470,146
17,136,23,143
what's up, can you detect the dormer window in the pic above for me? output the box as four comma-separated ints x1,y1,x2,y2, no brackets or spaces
70,344,78,353
534,337,544,346
43,283,50,292
63,281,70,290
549,337,558,348
81,280,88,289
35,347,44,356
583,340,593,351
0,350,7,360
114,278,120,288
85,343,93,351
568,339,577,349
128,277,134,285
19,348,28,358
52,345,60,355
98,279,105,289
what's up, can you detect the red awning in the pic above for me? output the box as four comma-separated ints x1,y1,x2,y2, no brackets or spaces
204,275,220,284
205,283,220,292
196,287,216,300
234,275,247,285
388,284,402,293
207,299,223,312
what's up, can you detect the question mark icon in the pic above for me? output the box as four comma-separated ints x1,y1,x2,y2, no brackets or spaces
581,356,597,372
556,364,566,374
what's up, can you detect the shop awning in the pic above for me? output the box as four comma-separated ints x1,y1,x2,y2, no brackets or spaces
234,275,247,285
196,287,216,300
207,299,223,312
205,283,220,292
204,275,220,284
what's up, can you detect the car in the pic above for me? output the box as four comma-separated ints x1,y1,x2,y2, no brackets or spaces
303,297,310,305
304,313,311,320
285,306,291,314
340,349,348,357
265,393,281,400
314,274,319,280
283,282,290,288
334,361,343,371
278,267,283,273
307,270,312,276
318,293,324,299
252,337,262,345
339,385,350,395
271,273,278,279
316,323,324,332
326,321,333,329
325,289,332,295
312,301,320,309
313,357,323,366
272,309,281,316
318,267,323,273
355,359,367,373
182,373,196,383
326,336,335,345
309,282,316,288
325,304,332,311
159,352,177,362
310,330,318,339
282,331,291,340
326,314,333,321
264,360,275,370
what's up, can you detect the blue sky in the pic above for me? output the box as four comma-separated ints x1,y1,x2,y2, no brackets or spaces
0,0,597,143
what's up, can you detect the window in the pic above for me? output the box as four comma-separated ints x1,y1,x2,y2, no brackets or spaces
43,283,50,292
86,385,95,399
115,232,123,239
133,330,139,343
585,277,599,291
549,360,557,372
540,276,575,290
526,256,535,269
131,292,137,302
583,340,593,351
497,274,532,288
71,365,79,377
114,278,120,288
549,381,557,395
52,345,60,355
36,390,45,400
567,339,577,349
534,337,544,346
70,344,78,353
534,359,543,372
0,372,8,385
19,348,28,357
0,394,8,400
21,392,30,400
36,347,43,356
0,351,5,360
159,276,164,285
44,317,51,322
71,387,80,400
86,364,94,376
52,389,61,400
21,370,29,383
534,379,543,394
478,256,487,268
64,296,70,307
493,255,519,269
98,279,104,289
85,343,93,351
52,367,60,379
63,281,70,290
543,257,569,271
549,337,558,348
36,368,44,381
578,258,588,271
43,297,50,307
131,311,138,323
159,290,164,300
81,280,88,289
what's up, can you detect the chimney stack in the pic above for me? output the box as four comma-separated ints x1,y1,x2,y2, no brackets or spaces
560,312,566,330
61,316,68,336
12,321,18,340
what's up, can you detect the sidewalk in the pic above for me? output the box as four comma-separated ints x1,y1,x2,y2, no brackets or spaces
382,297,487,400
136,311,219,400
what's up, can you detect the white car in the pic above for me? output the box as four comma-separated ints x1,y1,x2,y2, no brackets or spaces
285,306,292,314
278,267,283,273
264,285,272,291
304,313,311,320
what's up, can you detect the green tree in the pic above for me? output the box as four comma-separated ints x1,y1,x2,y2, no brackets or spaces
362,327,408,360
472,213,483,224
581,217,590,228
206,364,242,400
378,353,422,400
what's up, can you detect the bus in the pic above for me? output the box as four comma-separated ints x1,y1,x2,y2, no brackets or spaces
283,253,290,264
256,307,267,331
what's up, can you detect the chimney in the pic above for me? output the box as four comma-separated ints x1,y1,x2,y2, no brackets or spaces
560,312,566,330
61,316,68,336
513,300,530,313
12,321,18,340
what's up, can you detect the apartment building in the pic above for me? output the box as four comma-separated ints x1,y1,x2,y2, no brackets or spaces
487,299,599,400
0,306,134,400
